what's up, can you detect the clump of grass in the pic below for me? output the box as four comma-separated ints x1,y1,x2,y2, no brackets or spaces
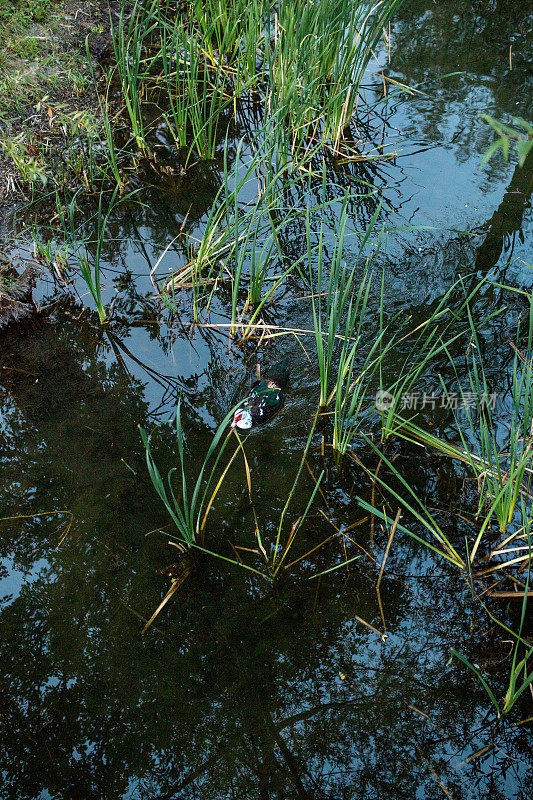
386,290,533,560
140,397,237,545
451,504,533,720
302,194,394,447
331,270,397,457
266,0,405,155
0,130,49,187
458,302,533,545
141,398,324,581
106,0,406,168
342,280,499,568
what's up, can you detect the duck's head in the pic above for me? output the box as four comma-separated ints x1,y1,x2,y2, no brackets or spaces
231,407,252,430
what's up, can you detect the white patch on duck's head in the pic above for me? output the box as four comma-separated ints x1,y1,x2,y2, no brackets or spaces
231,408,252,430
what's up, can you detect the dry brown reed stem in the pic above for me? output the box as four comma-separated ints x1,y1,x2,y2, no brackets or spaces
415,746,457,800
141,564,192,634
197,321,359,339
376,508,400,632
354,614,386,642
408,705,430,720
492,526,530,554
0,511,74,547
376,508,400,592
318,510,375,563
281,534,337,571
459,745,495,767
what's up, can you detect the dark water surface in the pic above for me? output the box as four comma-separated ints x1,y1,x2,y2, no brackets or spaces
1,2,533,798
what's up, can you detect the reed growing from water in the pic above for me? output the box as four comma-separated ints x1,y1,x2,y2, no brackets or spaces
331,270,395,456
140,397,236,545
54,186,135,324
106,0,405,164
302,196,383,409
385,290,533,560
265,0,405,154
140,399,326,581
112,0,160,154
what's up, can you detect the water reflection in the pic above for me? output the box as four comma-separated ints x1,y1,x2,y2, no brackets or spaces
1,1,533,798
1,302,532,799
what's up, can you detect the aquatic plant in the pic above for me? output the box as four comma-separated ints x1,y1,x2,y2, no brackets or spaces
162,129,341,326
331,270,396,456
56,186,134,324
351,281,533,585
356,439,466,569
111,0,158,154
0,130,49,187
140,398,258,556
387,291,533,550
302,196,383,409
106,0,405,166
265,0,405,155
451,504,533,719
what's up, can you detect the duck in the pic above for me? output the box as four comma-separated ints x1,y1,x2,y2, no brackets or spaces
231,358,290,430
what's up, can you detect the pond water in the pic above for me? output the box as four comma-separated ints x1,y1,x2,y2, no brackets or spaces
1,1,532,798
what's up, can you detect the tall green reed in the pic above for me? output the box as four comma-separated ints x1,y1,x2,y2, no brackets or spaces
140,397,235,546
266,0,405,153
80,187,122,324
331,270,399,456
387,292,533,550
112,0,162,154
303,196,382,408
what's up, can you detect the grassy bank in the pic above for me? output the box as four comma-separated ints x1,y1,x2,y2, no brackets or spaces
0,0,113,200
